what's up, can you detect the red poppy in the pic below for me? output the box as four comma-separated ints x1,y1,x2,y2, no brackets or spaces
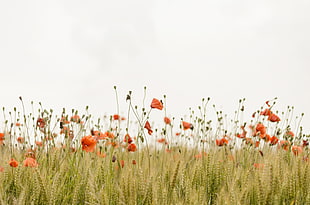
81,135,97,152
144,121,153,135
132,160,137,165
127,143,137,152
285,131,294,138
268,113,280,122
9,158,18,167
113,114,120,120
35,141,43,147
92,130,106,140
291,146,303,156
105,131,115,139
0,133,4,145
124,134,133,144
216,138,229,146
278,140,290,151
270,136,279,145
23,157,38,167
157,138,167,144
260,109,272,116
182,121,193,130
70,115,80,123
255,123,266,135
150,98,163,110
164,117,171,125
36,118,46,129
17,137,24,143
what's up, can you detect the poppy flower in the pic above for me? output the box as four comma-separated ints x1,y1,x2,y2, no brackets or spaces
132,160,137,165
92,130,106,140
182,121,193,130
15,123,21,126
0,166,3,172
127,143,137,152
70,115,80,123
278,140,291,151
291,146,303,156
255,123,266,135
270,136,279,145
60,116,70,124
268,113,280,122
17,137,24,143
255,141,260,148
150,98,163,110
81,135,97,152
285,131,294,138
36,118,46,129
0,133,4,145
113,114,120,120
104,131,115,139
35,141,43,147
144,121,153,135
260,109,272,116
164,117,171,125
124,134,133,144
216,138,229,146
23,157,38,167
157,138,167,144
9,158,18,167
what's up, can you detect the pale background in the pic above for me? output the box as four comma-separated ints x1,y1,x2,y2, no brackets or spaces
1,0,309,133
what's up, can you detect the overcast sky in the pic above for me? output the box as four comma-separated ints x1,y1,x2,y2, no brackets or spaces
1,0,310,132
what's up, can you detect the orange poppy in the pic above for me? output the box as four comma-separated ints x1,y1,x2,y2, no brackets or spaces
81,135,97,152
60,116,70,124
150,98,163,110
0,133,4,145
260,109,272,116
70,115,80,123
182,121,193,130
15,122,21,126
127,143,137,152
104,131,115,139
132,160,137,165
255,141,260,148
216,138,229,146
157,138,167,144
92,130,106,140
35,141,43,147
285,131,294,138
113,114,120,120
144,121,153,135
36,118,46,129
291,146,303,156
0,166,4,172
255,123,266,135
164,117,171,125
17,137,24,143
23,157,38,167
268,113,280,122
124,134,133,144
278,140,291,151
270,136,279,145
9,158,18,167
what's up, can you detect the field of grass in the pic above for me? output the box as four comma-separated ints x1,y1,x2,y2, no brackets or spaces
0,89,309,204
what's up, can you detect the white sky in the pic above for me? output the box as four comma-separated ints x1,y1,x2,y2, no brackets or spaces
0,0,310,133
